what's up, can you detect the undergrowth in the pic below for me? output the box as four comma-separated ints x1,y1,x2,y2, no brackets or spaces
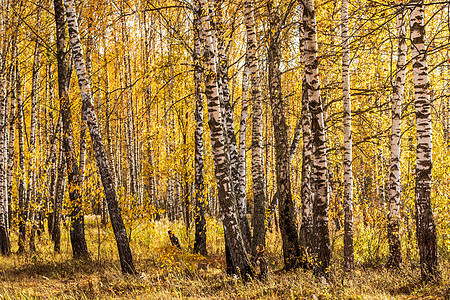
0,216,448,299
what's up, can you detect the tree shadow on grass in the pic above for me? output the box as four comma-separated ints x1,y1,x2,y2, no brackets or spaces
3,256,121,281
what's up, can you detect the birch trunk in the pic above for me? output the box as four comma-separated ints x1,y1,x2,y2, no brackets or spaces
387,3,406,269
7,59,16,228
193,0,207,256
17,60,27,253
78,15,92,193
198,0,253,278
410,0,439,281
214,0,252,253
64,0,136,274
0,57,10,255
120,3,139,201
290,120,302,162
244,0,266,267
299,80,313,269
295,3,313,269
341,0,354,271
53,141,66,252
47,119,59,237
47,61,57,236
304,0,331,276
53,0,89,259
102,44,113,226
28,41,40,252
268,0,301,271
238,62,249,238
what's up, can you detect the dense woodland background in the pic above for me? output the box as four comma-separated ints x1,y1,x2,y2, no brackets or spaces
0,0,450,298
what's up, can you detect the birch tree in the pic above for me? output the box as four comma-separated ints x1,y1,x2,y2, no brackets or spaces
7,52,16,229
244,0,266,267
54,0,89,260
410,0,439,281
17,59,27,253
268,0,301,271
198,0,253,278
298,3,314,269
28,40,41,252
193,0,207,256
63,0,136,274
341,0,354,271
0,44,10,255
299,81,313,268
304,0,330,276
237,62,249,245
387,2,406,269
53,141,66,252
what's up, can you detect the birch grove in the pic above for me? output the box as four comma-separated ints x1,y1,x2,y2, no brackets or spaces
0,0,448,291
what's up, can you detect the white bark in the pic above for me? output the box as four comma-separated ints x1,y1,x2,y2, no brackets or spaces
341,0,354,270
198,0,252,277
387,3,406,268
410,0,439,281
304,0,330,276
244,0,266,263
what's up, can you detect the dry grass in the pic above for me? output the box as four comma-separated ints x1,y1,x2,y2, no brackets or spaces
0,217,448,299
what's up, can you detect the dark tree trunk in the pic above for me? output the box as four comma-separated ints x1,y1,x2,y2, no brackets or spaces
268,0,301,271
64,0,136,274
193,0,207,257
54,0,89,260
17,59,27,254
28,40,41,253
53,142,66,252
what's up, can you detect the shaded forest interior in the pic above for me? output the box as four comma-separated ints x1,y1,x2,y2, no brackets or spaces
0,0,450,298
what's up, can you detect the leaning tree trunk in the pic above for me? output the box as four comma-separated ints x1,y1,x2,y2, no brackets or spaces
341,0,354,271
198,0,253,278
268,0,301,271
304,0,331,276
387,2,406,269
54,0,89,260
64,0,136,274
193,0,207,256
79,13,94,190
244,0,266,270
410,0,439,281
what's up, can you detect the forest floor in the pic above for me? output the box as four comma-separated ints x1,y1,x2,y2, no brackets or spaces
0,217,448,299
